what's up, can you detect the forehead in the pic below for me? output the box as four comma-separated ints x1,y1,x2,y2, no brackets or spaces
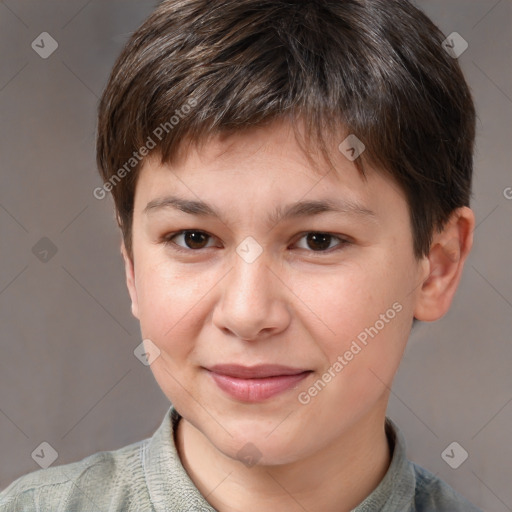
134,120,406,221
142,117,359,181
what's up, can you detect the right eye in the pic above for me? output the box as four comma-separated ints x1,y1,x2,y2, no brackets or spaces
161,230,219,252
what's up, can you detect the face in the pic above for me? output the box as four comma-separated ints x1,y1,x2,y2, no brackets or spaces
123,120,429,465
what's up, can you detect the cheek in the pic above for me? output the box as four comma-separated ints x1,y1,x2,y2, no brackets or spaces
296,258,412,371
133,262,207,404
295,265,391,336
134,261,205,348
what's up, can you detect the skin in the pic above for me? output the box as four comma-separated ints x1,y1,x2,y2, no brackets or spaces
121,119,475,512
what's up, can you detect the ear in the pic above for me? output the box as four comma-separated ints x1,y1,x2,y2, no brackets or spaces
120,240,140,319
414,206,475,322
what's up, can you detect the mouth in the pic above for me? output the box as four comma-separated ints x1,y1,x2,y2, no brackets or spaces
204,364,313,402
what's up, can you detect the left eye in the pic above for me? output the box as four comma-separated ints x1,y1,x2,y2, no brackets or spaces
162,230,348,253
294,232,347,252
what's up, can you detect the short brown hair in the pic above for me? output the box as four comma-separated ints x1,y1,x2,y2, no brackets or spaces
96,0,476,262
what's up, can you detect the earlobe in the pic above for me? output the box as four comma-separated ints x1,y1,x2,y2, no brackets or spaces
414,207,475,322
120,241,140,319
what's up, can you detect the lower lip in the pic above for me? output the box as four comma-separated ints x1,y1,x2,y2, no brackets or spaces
208,370,311,402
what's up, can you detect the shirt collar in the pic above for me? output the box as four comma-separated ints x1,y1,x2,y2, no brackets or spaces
142,406,217,511
143,406,415,512
352,417,416,511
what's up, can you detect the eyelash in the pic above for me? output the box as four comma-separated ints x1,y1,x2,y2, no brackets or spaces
159,230,351,255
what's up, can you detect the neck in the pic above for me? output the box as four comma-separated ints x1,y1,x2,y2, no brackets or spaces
175,406,392,512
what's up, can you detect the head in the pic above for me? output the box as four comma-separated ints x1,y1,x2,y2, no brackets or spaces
96,0,476,465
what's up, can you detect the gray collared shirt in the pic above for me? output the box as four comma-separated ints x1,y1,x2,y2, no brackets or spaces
0,406,482,511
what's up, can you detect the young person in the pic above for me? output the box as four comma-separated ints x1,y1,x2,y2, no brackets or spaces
0,0,483,510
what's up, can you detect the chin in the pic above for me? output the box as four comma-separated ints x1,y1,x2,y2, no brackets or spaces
209,424,307,467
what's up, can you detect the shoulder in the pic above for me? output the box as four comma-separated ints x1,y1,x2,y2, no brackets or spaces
411,461,483,512
0,439,149,512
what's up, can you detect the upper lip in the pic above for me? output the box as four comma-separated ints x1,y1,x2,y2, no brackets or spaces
206,364,311,379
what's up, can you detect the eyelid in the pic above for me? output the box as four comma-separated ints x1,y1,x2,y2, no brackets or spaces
161,230,351,253
292,231,350,252
161,230,219,252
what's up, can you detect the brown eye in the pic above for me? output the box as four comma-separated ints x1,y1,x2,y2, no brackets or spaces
294,232,348,252
183,231,209,249
164,230,215,250
306,233,332,251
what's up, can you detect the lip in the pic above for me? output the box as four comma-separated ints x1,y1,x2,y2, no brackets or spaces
205,364,312,402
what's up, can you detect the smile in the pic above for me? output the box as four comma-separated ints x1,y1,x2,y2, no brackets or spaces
205,364,313,402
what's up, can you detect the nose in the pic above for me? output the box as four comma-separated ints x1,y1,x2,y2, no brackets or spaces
212,252,291,341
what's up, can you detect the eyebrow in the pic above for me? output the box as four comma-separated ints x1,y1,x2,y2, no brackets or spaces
143,195,376,227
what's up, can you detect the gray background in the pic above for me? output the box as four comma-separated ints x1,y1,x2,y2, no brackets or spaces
0,1,511,510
